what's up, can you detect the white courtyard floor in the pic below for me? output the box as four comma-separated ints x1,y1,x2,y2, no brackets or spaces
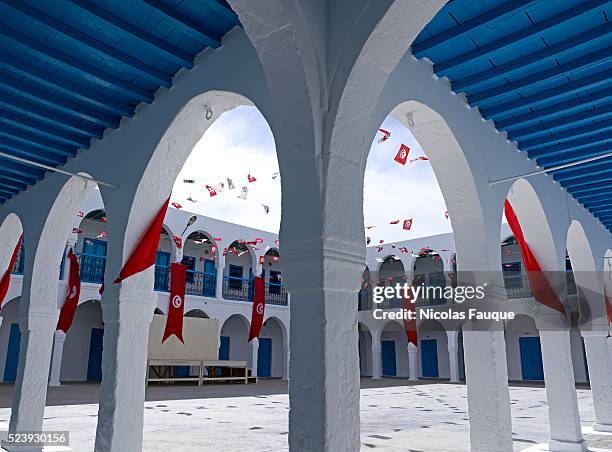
0,379,610,451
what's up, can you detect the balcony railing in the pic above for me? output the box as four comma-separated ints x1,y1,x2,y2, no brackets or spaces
265,282,288,306
76,253,106,284
185,271,216,298
504,272,578,300
222,276,252,302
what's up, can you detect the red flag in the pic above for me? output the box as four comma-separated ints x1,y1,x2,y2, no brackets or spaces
162,263,187,343
114,196,170,284
394,144,410,165
402,289,417,346
504,200,564,313
101,216,108,223
444,210,449,219
376,246,383,252
399,246,409,253
410,156,429,164
205,185,217,197
171,202,182,209
248,277,265,341
389,219,400,225
247,173,257,183
0,235,22,309
259,255,265,265
403,219,413,230
57,249,81,333
72,228,82,234
77,211,84,218
172,236,182,249
378,128,390,143
605,286,612,324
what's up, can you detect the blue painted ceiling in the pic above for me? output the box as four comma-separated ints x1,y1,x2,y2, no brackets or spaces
413,0,612,232
0,0,238,200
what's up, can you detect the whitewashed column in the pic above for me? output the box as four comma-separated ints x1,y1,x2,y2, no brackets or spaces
538,326,587,451
9,311,57,436
216,255,225,300
249,338,259,377
582,331,612,432
447,330,459,383
282,338,289,381
48,330,67,387
94,274,156,452
462,324,513,452
371,331,382,379
408,342,418,381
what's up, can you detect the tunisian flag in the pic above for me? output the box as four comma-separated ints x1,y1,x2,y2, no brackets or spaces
162,263,187,343
57,249,81,333
114,196,170,284
0,235,22,310
402,287,418,346
248,277,265,341
504,200,565,314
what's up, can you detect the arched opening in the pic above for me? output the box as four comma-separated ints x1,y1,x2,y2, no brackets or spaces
504,314,543,382
379,321,409,377
413,248,445,306
377,256,405,309
223,240,254,301
0,297,21,382
61,300,104,382
358,323,373,377
258,316,286,378
261,248,285,305
358,267,372,311
417,319,448,379
185,309,210,319
182,230,217,297
219,314,250,362
0,213,25,276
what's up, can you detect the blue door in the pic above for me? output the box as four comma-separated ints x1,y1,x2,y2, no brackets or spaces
421,339,439,378
381,340,396,376
154,251,170,291
81,239,107,283
203,259,216,297
258,338,272,377
87,328,104,381
519,336,544,381
4,323,21,382
219,336,230,360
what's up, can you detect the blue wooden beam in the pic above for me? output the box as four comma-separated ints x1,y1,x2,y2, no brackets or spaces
571,180,612,195
520,118,612,152
479,69,610,118
527,134,611,160
69,0,194,68
574,189,612,201
0,179,25,192
562,174,612,189
412,0,538,56
139,0,222,47
0,73,118,129
495,88,612,130
536,143,611,167
0,144,67,167
554,166,612,184
0,24,153,104
0,169,34,186
453,21,612,92
435,0,607,75
508,103,612,142
0,54,134,116
469,50,611,105
1,0,172,88
0,157,45,180
207,0,239,23
0,126,76,157
0,92,103,139
0,107,91,148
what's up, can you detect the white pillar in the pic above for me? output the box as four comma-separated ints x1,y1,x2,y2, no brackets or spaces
216,256,225,300
408,342,418,381
447,330,459,383
249,338,259,378
9,312,57,437
94,279,156,452
462,326,513,452
282,340,289,381
582,331,612,432
48,330,66,387
371,332,381,379
539,329,587,451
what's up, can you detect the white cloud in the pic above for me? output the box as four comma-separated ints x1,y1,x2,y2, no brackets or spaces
172,107,451,241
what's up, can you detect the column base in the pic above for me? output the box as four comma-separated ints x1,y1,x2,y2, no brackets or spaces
548,439,588,452
593,423,612,433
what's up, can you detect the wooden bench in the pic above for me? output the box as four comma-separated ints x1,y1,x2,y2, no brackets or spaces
146,359,252,386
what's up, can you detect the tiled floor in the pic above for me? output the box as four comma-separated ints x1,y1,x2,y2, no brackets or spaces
0,379,609,451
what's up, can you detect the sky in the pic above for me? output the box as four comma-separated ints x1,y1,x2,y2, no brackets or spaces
171,106,452,243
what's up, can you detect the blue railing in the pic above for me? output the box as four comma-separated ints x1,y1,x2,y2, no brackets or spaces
76,253,106,284
186,270,216,298
266,282,288,306
222,276,252,302
504,271,578,300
